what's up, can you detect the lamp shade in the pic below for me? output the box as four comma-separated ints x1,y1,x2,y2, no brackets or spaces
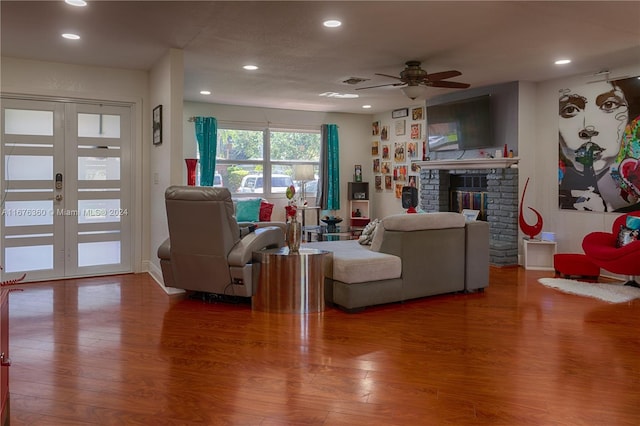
293,164,315,181
401,85,427,100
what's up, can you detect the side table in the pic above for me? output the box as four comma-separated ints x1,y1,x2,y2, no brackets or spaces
523,238,557,270
297,206,321,227
252,247,330,313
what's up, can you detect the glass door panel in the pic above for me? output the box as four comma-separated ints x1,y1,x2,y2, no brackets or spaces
1,100,64,281
65,103,131,276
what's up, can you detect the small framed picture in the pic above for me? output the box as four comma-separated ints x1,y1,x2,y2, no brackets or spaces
407,141,418,159
152,105,162,145
354,164,362,182
381,125,389,141
382,144,390,160
394,142,406,162
375,175,382,190
372,140,379,156
372,121,380,136
412,107,424,120
410,123,421,139
385,175,392,190
395,119,406,136
392,108,409,119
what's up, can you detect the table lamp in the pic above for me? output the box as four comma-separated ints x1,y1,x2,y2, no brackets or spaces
293,164,315,204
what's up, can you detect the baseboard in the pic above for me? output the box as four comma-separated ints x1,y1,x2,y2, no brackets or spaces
144,260,185,295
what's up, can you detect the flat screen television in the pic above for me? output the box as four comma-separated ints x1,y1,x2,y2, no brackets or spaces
427,95,493,152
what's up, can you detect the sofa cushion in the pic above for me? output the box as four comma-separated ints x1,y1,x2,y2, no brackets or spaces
303,239,401,284
235,198,262,222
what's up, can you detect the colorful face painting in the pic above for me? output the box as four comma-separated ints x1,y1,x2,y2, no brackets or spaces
558,76,640,212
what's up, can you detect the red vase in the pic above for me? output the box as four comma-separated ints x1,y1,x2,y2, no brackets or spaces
185,158,198,186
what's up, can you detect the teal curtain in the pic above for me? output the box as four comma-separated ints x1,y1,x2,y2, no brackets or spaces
320,124,340,210
194,117,218,186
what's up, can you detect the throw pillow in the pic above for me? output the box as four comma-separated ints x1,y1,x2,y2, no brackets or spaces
617,225,639,248
369,220,386,252
358,218,379,245
235,198,261,222
259,201,274,222
626,215,640,230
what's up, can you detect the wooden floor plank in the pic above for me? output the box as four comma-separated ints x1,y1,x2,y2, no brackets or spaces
6,267,640,425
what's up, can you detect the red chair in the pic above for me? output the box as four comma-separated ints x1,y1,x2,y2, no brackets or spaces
582,210,640,288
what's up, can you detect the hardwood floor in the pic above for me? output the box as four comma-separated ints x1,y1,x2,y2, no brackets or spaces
7,267,640,425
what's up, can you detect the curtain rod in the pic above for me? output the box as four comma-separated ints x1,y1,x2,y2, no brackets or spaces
186,116,322,131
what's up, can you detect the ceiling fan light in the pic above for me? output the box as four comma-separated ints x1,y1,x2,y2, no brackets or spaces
401,85,426,100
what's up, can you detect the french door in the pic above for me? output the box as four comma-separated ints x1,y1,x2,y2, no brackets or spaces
1,98,132,282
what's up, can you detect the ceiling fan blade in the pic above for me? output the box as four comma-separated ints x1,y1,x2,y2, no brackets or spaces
356,82,405,90
428,80,471,89
426,70,462,81
374,73,403,81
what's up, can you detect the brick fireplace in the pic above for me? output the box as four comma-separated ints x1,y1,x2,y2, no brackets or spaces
418,159,519,266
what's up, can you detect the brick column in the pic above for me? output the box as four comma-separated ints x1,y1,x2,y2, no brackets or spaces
486,168,518,266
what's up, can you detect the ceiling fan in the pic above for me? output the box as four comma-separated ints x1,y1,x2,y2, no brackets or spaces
356,61,470,99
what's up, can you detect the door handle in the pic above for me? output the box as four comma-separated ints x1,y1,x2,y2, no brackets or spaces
0,352,11,367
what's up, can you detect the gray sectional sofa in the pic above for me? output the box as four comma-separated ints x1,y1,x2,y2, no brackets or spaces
303,212,489,311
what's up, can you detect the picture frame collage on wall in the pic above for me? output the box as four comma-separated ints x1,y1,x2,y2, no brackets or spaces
372,106,424,197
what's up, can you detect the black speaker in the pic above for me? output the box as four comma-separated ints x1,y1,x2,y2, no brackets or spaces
401,186,418,209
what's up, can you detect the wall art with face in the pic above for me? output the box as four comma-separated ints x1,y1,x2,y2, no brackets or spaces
558,76,640,212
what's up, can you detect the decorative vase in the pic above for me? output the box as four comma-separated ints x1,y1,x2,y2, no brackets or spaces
286,215,302,253
185,158,198,186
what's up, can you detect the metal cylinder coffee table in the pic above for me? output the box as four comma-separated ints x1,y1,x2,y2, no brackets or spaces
252,247,330,313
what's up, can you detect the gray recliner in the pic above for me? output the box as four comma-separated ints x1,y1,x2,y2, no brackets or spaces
157,186,284,297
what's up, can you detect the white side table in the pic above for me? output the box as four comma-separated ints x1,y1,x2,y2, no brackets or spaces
523,239,557,270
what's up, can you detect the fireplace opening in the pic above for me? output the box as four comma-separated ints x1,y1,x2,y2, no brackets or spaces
449,174,488,220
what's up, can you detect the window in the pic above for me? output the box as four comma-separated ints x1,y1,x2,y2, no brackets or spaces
212,126,321,196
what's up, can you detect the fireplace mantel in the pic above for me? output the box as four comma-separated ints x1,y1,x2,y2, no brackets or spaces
414,157,519,170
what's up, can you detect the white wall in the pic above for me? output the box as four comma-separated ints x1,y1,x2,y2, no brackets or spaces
147,49,184,289
1,56,148,274
182,101,372,222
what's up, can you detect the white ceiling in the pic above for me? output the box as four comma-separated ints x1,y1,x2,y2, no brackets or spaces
2,1,639,114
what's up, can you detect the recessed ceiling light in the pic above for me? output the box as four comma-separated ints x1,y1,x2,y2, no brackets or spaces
555,59,571,65
200,90,211,95
362,105,372,109
243,65,259,71
65,0,87,6
62,33,81,40
323,19,342,28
